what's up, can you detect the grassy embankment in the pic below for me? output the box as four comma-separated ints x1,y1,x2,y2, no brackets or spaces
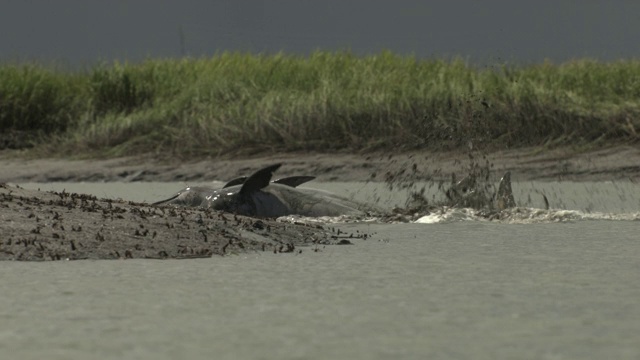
1,51,639,158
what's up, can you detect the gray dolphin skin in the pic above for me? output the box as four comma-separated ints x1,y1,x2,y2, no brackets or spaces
152,173,317,208
153,164,380,218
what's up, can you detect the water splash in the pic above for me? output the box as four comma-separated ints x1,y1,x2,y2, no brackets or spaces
415,207,640,224
278,207,640,225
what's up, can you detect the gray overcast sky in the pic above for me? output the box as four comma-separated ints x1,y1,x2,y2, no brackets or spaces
1,1,639,66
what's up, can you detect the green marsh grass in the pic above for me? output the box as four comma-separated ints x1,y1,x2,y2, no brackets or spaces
1,52,639,157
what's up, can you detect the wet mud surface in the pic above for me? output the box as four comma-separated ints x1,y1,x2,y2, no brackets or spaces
2,145,638,261
0,184,357,261
3,145,640,183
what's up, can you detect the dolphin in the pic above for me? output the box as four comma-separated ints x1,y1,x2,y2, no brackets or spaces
152,173,316,208
153,164,380,218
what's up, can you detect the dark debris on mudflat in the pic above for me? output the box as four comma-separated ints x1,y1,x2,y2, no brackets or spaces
0,183,348,261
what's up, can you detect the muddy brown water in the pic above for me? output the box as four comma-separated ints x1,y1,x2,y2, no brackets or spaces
1,181,639,359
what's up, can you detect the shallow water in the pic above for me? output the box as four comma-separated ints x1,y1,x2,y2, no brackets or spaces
3,181,640,359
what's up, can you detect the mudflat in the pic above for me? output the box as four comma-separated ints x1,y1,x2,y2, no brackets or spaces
0,184,356,261
1,145,639,261
3,145,640,184
1,146,639,359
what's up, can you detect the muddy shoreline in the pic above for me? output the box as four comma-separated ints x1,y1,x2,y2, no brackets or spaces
1,145,638,261
3,145,640,184
0,184,360,261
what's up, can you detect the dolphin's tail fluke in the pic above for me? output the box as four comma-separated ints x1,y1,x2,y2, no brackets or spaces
273,176,316,187
496,171,516,210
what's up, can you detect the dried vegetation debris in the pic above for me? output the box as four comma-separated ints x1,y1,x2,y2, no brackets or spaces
0,183,344,261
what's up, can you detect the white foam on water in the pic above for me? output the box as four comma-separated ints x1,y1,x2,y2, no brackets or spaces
412,207,478,224
277,207,640,226
415,207,640,224
499,208,640,223
277,214,381,224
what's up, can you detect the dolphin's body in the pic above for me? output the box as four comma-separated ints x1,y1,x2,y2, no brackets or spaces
154,163,518,218
153,164,380,217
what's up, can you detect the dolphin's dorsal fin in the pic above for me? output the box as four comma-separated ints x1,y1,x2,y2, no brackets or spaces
273,176,315,187
496,171,516,209
223,176,248,188
239,164,282,195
